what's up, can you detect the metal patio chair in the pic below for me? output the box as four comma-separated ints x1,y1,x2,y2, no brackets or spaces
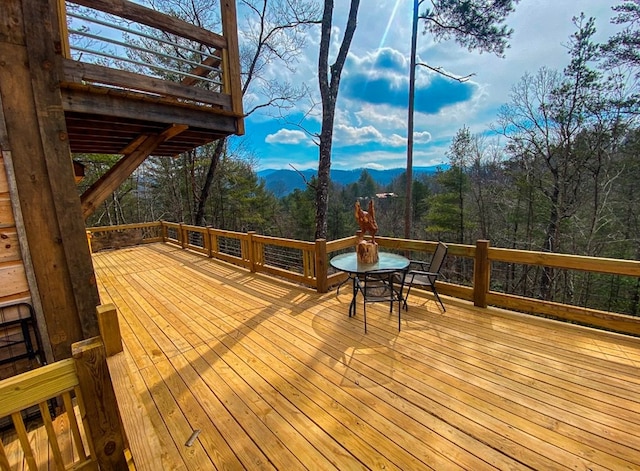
401,241,448,312
354,269,406,333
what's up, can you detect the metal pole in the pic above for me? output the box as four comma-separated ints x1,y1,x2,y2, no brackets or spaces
404,0,419,239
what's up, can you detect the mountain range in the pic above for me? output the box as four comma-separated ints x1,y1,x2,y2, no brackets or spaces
257,165,446,196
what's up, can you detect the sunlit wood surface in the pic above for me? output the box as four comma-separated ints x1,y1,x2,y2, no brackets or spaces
88,244,640,469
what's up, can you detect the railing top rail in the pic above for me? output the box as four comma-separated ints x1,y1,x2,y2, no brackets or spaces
252,233,315,248
87,222,162,232
0,359,78,417
68,0,226,49
489,247,640,277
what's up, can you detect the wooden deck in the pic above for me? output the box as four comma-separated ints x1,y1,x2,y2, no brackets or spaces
89,243,640,470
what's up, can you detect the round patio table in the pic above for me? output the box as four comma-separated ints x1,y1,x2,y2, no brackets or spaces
330,252,410,317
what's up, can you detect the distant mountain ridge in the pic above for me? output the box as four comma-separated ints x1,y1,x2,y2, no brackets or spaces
258,165,446,196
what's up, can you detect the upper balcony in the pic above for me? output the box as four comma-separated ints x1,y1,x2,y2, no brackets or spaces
56,0,244,157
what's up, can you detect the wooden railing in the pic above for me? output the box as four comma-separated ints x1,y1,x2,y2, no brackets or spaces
86,222,640,335
0,304,161,470
0,359,101,470
58,0,243,121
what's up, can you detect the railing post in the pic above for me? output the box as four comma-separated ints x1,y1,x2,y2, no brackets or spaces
473,239,490,308
210,228,218,257
158,221,165,243
315,238,328,293
246,231,256,273
220,0,244,134
97,304,123,357
71,337,127,469
86,230,92,254
206,227,213,257
179,223,186,249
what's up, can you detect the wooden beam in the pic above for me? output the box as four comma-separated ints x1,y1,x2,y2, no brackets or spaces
0,0,100,358
221,0,244,135
81,124,188,219
118,134,149,155
60,86,238,128
181,54,222,87
62,59,231,108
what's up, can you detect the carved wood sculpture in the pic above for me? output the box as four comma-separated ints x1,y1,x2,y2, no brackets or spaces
355,200,378,243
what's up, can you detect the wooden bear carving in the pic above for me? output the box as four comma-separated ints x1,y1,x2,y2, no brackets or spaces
354,200,378,243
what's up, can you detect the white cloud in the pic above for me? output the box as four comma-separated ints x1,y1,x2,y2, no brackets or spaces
414,131,432,144
240,0,626,170
265,129,309,145
333,124,411,147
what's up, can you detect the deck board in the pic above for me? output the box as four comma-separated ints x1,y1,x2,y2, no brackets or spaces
89,243,640,470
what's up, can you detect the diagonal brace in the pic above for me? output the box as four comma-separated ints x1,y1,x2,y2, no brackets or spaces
80,124,188,219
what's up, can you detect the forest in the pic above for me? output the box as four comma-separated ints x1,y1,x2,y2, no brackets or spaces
76,1,640,316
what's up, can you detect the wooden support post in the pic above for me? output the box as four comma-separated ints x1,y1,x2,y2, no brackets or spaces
86,231,92,254
210,229,218,257
246,231,256,273
315,238,328,293
179,223,186,249
97,304,122,357
96,304,164,471
1,0,100,358
160,220,168,242
203,227,211,256
206,227,213,257
72,337,127,470
220,0,244,135
473,240,490,308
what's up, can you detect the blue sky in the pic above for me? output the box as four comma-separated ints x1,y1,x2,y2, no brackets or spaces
234,0,624,171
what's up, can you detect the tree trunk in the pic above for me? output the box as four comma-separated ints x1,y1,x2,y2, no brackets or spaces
194,139,226,227
315,0,360,241
540,182,560,300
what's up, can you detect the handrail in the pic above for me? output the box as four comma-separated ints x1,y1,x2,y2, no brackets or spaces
59,0,243,116
0,305,165,470
85,222,640,335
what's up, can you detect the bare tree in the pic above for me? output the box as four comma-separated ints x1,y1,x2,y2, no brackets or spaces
315,0,360,240
123,0,321,226
194,0,321,226
404,0,520,238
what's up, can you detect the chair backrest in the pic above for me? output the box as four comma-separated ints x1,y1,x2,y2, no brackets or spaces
428,242,448,274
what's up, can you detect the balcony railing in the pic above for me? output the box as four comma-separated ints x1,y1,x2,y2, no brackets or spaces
58,0,243,120
86,222,640,336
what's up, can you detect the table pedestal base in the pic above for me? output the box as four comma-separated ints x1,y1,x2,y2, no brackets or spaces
357,240,378,264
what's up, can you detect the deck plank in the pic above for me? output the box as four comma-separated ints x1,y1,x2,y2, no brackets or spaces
90,244,640,470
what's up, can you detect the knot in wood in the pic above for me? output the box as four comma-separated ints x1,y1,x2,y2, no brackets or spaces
104,440,116,455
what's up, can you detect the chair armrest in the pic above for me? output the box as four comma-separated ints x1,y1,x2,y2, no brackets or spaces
408,260,430,271
408,269,439,277
405,270,440,285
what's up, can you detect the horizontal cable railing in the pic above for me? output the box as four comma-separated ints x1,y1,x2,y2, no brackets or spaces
67,11,223,88
61,0,237,109
86,222,640,336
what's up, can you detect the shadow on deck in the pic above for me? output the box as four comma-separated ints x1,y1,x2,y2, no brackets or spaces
5,243,640,469
96,244,640,470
